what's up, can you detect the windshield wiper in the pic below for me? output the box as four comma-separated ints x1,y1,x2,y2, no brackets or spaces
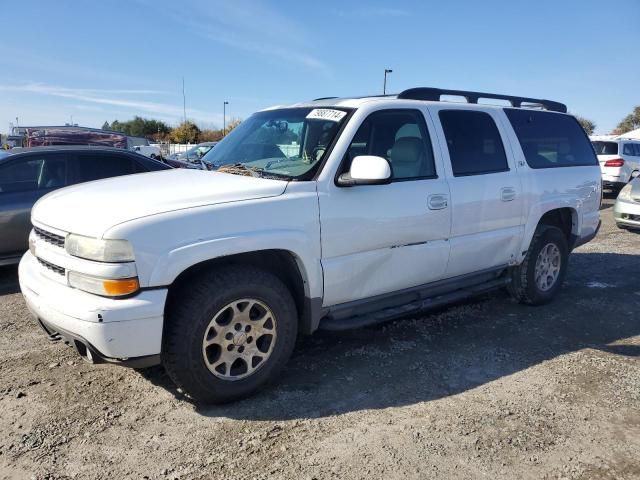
215,163,292,180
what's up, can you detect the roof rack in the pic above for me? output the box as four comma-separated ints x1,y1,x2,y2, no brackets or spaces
397,87,567,113
312,96,339,101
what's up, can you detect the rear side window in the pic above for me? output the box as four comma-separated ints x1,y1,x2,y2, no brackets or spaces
591,141,619,155
505,109,598,168
623,143,636,156
439,110,508,176
69,153,134,183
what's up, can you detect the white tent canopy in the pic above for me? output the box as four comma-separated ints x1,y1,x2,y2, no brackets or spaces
618,128,640,139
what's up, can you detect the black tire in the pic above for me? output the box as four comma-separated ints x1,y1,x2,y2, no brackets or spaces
507,226,569,305
162,265,298,403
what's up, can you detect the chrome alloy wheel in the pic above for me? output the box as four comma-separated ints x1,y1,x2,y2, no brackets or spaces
202,299,277,380
534,243,561,292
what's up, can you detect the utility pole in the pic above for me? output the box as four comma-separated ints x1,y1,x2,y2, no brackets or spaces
182,77,187,125
223,101,229,136
383,68,393,95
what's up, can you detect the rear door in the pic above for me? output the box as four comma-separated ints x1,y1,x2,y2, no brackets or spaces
622,142,640,179
0,152,68,258
429,106,524,278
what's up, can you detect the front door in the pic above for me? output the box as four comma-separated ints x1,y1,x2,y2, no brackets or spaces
0,153,68,259
318,108,451,307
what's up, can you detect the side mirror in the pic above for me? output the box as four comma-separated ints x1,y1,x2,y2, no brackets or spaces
337,155,392,186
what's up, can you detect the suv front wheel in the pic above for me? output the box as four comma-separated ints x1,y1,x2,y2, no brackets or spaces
508,225,569,305
162,265,298,403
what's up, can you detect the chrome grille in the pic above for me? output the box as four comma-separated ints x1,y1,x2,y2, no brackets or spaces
37,257,65,276
34,227,65,248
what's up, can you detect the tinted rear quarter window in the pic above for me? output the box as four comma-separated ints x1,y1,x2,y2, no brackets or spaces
623,144,634,156
505,109,598,168
439,110,508,176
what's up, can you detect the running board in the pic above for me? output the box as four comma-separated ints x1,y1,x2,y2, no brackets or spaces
318,276,510,331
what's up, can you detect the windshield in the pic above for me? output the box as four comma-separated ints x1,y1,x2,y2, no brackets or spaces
201,107,350,179
591,141,618,155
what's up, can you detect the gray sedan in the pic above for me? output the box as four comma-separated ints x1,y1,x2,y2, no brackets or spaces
0,146,170,265
614,177,640,230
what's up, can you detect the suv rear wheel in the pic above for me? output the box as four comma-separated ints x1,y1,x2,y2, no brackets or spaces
508,226,569,305
162,265,298,403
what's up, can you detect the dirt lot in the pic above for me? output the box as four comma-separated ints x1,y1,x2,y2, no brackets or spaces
1,196,639,480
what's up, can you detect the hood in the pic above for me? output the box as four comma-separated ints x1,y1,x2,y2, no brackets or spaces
32,169,288,237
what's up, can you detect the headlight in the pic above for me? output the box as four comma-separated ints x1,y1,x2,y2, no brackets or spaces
618,183,633,202
65,234,134,262
68,271,140,297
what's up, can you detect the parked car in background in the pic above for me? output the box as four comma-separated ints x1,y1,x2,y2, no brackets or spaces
0,146,170,265
132,145,163,160
19,87,601,403
591,137,640,190
165,142,217,169
614,177,640,230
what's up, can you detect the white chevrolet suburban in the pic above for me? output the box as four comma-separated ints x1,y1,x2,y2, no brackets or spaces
19,87,601,403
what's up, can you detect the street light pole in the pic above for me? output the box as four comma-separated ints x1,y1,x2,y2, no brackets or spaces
223,101,229,136
182,77,187,125
383,69,393,95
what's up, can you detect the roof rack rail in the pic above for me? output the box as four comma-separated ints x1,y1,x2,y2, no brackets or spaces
397,87,567,113
312,96,339,101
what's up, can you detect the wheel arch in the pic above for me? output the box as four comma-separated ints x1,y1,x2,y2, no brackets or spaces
519,206,579,261
164,249,323,336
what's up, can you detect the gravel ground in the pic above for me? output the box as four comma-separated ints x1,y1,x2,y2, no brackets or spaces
1,196,639,480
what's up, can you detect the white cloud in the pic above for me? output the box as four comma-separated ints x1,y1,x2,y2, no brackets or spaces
135,0,328,71
333,6,410,17
0,83,220,124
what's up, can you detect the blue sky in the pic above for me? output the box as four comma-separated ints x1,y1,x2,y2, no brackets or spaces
1,0,638,134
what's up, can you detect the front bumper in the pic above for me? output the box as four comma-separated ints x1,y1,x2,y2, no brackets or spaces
19,252,167,365
614,199,640,230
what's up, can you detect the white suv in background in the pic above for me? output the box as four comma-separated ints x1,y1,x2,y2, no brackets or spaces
591,136,640,190
19,87,601,403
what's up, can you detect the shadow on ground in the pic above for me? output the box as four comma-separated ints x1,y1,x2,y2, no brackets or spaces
140,251,640,420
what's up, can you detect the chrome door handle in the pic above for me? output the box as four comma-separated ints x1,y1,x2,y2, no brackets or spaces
501,187,516,202
428,194,448,210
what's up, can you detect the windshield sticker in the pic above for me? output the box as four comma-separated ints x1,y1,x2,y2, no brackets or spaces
306,109,347,122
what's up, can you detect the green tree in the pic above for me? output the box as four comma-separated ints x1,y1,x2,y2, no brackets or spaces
101,121,111,131
171,121,201,143
613,106,640,135
574,115,596,135
109,116,171,139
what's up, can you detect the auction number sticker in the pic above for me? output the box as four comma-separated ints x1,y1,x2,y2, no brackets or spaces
306,109,347,122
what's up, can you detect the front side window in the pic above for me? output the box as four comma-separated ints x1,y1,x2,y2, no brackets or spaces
439,110,508,176
344,109,436,180
201,107,350,180
505,109,597,168
0,155,67,193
